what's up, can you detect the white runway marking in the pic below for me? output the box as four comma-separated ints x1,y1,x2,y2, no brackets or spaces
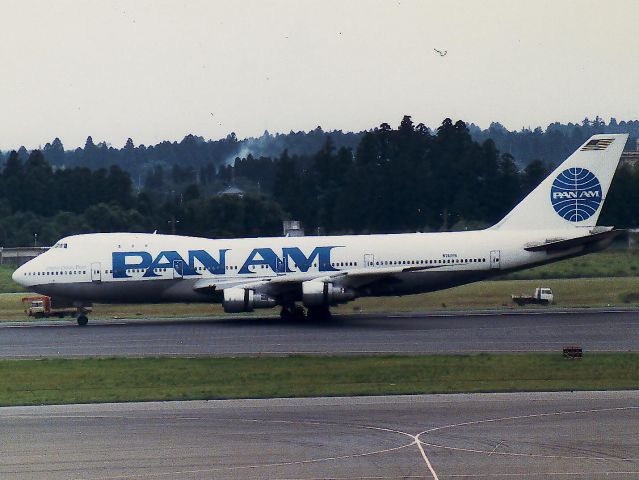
80,443,416,480
361,425,439,479
440,472,639,478
416,405,639,461
488,440,505,456
415,435,440,479
66,417,418,480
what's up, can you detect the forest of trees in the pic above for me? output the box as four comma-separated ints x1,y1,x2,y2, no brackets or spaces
0,116,638,247
469,116,639,166
2,116,637,178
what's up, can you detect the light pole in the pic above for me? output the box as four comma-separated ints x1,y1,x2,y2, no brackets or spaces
34,233,38,247
168,218,180,235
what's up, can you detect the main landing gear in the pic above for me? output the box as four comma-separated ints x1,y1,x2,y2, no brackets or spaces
77,313,89,326
279,305,332,322
306,306,332,321
280,304,306,322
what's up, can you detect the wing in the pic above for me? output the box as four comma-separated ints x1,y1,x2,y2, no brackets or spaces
192,263,447,299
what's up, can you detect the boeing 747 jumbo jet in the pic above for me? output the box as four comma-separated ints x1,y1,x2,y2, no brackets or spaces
13,134,628,325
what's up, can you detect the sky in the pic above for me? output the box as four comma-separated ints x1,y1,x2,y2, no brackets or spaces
1,0,638,150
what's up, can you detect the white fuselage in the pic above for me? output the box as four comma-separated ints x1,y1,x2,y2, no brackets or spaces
13,228,590,305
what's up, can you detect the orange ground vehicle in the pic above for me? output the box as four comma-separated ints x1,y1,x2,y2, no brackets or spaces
22,296,92,325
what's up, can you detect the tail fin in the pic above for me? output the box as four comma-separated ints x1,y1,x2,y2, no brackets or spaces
492,134,628,231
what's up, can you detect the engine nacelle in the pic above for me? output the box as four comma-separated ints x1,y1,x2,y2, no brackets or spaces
222,288,277,313
302,281,354,307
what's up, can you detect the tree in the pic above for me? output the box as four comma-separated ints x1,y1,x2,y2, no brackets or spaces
183,184,200,202
105,165,134,208
3,150,23,177
22,150,55,214
521,159,549,195
43,137,65,165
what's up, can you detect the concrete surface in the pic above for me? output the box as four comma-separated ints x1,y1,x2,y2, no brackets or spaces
1,391,637,479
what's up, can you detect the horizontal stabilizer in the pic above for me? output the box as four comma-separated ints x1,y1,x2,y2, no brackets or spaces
524,229,624,252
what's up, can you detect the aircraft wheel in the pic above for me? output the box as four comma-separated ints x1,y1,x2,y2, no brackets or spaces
292,305,306,321
280,305,306,322
279,306,292,321
307,306,332,321
77,314,89,326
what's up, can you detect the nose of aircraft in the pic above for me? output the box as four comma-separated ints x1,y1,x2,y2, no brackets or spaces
12,264,25,285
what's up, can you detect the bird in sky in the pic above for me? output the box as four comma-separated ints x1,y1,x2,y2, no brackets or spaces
434,48,447,57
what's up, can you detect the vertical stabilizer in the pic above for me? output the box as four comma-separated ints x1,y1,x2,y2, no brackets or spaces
492,134,628,231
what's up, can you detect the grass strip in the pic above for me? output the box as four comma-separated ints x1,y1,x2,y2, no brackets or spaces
0,354,637,406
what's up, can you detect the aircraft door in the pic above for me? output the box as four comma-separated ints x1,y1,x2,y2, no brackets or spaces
91,262,102,282
490,250,501,270
276,256,288,274
364,253,375,268
173,259,184,279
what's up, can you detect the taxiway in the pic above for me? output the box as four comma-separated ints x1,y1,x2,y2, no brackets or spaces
1,391,637,479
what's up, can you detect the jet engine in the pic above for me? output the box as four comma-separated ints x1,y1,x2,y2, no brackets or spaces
302,281,354,307
222,288,277,313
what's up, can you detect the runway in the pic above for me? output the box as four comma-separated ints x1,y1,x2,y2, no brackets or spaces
0,309,638,358
1,391,637,479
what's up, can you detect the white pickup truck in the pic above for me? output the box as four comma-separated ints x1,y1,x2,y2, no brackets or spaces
511,287,554,306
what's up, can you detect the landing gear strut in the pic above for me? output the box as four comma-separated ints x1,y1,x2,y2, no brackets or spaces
279,305,333,321
306,306,332,321
280,304,306,322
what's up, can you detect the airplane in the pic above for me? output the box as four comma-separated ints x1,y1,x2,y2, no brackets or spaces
12,134,628,325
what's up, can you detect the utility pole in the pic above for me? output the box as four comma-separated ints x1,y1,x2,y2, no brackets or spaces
167,189,180,235
441,208,449,231
168,217,180,235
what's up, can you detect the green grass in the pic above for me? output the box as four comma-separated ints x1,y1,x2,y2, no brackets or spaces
0,354,637,406
0,265,23,294
336,276,639,313
503,249,639,280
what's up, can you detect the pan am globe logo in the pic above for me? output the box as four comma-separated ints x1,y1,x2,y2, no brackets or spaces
550,168,602,222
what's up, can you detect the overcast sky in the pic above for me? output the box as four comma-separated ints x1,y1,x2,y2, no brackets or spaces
1,0,638,149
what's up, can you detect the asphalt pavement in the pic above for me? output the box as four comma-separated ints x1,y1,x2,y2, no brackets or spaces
0,309,638,358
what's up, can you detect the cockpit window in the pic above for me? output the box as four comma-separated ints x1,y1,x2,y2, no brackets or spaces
52,242,68,249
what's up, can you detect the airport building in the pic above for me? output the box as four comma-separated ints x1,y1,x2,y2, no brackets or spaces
0,247,48,267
